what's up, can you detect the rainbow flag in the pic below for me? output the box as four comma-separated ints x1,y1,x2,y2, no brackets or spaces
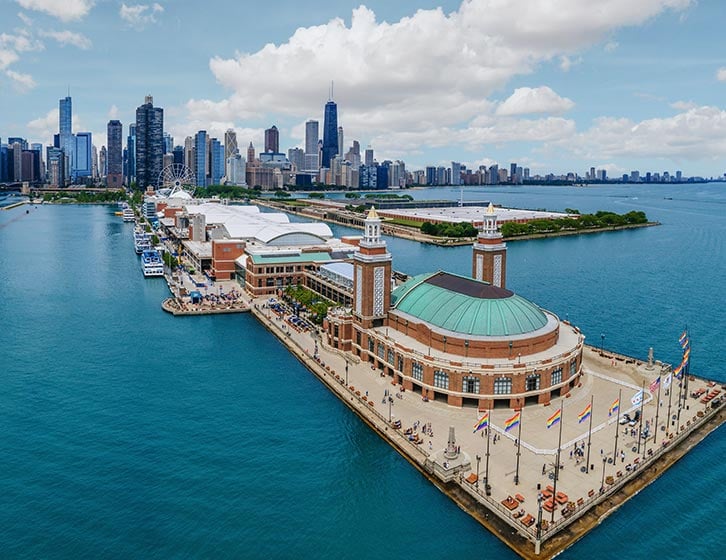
578,403,592,424
682,348,691,364
673,361,684,379
546,408,561,429
504,412,520,432
473,412,489,433
608,398,620,417
681,338,690,352
679,330,689,348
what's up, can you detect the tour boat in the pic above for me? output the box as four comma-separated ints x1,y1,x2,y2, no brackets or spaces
122,207,135,222
141,250,164,277
134,231,151,254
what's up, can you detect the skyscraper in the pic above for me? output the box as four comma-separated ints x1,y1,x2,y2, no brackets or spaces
224,129,238,163
74,132,92,179
107,120,123,188
126,124,136,185
99,146,107,178
337,126,344,160
264,125,279,153
135,95,164,189
209,137,224,185
364,147,374,167
195,130,207,187
59,96,74,182
305,120,319,155
247,142,255,164
91,145,98,179
322,100,338,168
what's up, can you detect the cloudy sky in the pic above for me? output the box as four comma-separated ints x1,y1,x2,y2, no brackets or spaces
1,0,726,176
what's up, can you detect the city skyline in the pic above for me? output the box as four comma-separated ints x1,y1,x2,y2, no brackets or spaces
2,1,726,176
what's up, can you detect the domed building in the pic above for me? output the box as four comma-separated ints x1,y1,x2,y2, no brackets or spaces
325,204,585,410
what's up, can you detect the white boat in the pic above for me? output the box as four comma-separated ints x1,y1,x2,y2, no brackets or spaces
134,231,151,254
122,207,135,222
141,250,164,277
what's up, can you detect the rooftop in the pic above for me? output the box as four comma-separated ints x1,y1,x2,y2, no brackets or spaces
391,271,549,337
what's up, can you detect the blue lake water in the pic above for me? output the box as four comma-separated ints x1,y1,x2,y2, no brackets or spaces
0,185,723,559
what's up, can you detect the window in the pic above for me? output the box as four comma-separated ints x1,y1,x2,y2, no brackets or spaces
387,349,394,364
333,325,339,339
397,355,404,373
356,331,362,346
551,368,562,386
222,247,231,253
412,362,423,382
368,338,374,352
462,376,480,394
526,373,540,392
377,343,385,360
569,361,577,378
494,377,512,395
434,370,449,390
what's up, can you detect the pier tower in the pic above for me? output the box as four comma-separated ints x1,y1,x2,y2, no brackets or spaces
353,207,392,329
472,202,507,288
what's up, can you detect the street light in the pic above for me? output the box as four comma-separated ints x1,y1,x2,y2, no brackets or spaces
600,333,605,356
536,494,543,542
475,454,481,488
345,359,349,386
388,395,393,422
509,341,513,358
600,456,607,494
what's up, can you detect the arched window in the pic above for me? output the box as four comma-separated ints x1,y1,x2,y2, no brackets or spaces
462,376,480,394
412,362,423,382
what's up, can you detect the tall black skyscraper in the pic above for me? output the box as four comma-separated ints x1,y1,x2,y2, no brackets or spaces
264,125,279,153
107,120,123,188
322,100,338,168
135,95,164,189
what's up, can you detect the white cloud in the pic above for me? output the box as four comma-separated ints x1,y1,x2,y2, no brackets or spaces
0,32,44,53
39,30,91,49
0,49,20,70
563,105,726,161
108,105,119,119
6,69,36,91
120,3,164,27
604,41,619,52
716,67,726,82
559,55,582,72
184,1,690,159
15,0,94,22
496,87,574,116
18,12,33,26
670,100,696,111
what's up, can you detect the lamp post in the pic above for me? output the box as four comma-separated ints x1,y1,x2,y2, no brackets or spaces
345,359,349,386
509,341,513,358
536,494,543,542
600,456,607,494
475,454,481,488
388,395,393,422
600,333,605,356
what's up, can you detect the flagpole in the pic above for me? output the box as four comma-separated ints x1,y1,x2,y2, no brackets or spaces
636,381,645,455
666,367,674,436
676,363,684,433
551,403,563,523
653,373,662,445
484,403,491,490
514,407,523,485
683,328,690,401
613,388,621,461
585,395,594,473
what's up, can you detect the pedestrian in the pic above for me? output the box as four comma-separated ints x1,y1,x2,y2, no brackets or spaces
429,441,432,450
570,450,573,459
542,463,546,475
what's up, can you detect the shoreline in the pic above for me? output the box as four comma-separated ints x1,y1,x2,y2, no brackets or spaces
256,200,659,246
249,301,724,559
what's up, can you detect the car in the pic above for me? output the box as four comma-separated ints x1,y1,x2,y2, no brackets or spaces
628,410,641,426
619,413,631,425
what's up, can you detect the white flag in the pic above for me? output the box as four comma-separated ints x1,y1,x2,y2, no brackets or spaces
631,389,644,406
663,372,672,389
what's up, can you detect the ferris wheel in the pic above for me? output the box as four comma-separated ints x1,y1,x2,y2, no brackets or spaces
157,164,196,198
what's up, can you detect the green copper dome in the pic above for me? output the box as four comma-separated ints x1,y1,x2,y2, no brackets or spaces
390,271,548,337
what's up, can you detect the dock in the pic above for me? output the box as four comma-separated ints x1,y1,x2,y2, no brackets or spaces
250,298,724,559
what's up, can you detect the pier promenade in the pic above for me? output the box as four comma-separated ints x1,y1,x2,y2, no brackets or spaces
250,297,724,558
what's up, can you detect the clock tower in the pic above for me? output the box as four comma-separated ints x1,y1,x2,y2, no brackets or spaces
472,202,507,288
353,207,392,329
